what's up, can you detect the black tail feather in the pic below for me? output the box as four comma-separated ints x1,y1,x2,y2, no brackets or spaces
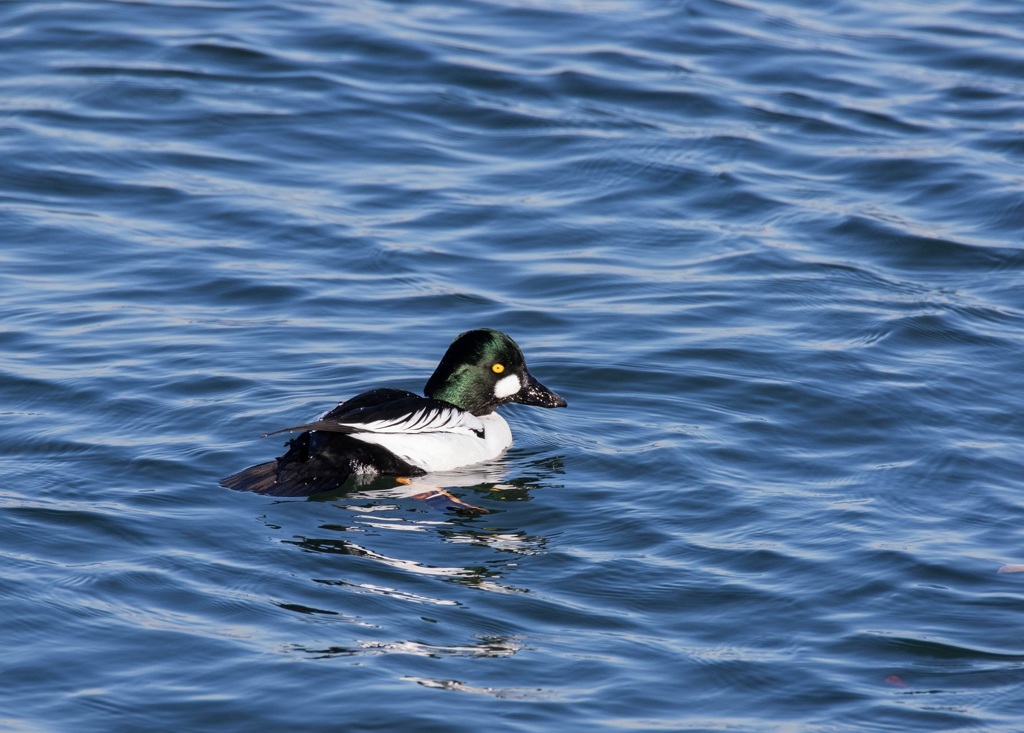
218,460,345,497
219,461,280,494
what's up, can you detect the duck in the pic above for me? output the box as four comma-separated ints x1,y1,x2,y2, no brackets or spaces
220,328,567,497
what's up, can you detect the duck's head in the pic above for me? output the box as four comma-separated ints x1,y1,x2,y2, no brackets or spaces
424,329,568,415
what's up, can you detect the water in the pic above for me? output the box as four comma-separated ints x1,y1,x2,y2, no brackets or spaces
3,0,1024,729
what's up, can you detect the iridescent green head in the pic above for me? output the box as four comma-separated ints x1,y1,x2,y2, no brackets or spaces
424,329,567,415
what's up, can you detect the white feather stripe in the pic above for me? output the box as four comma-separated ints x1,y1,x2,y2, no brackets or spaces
352,413,513,472
345,406,485,436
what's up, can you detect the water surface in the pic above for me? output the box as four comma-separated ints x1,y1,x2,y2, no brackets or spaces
3,0,1024,730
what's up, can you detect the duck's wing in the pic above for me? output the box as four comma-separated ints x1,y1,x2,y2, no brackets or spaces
263,388,485,438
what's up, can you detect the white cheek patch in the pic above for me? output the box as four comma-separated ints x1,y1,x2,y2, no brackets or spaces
493,373,522,399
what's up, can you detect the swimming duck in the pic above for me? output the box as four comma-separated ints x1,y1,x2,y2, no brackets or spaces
220,328,567,497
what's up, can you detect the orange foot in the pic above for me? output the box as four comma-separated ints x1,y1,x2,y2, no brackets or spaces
396,477,489,514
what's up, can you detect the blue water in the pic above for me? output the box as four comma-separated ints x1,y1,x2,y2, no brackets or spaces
3,0,1024,729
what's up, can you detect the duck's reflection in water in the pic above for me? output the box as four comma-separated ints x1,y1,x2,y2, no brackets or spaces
271,457,564,662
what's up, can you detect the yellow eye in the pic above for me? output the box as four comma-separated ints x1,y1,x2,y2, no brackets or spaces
492,363,505,374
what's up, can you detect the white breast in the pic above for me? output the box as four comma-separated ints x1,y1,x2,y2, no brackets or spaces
350,412,513,472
